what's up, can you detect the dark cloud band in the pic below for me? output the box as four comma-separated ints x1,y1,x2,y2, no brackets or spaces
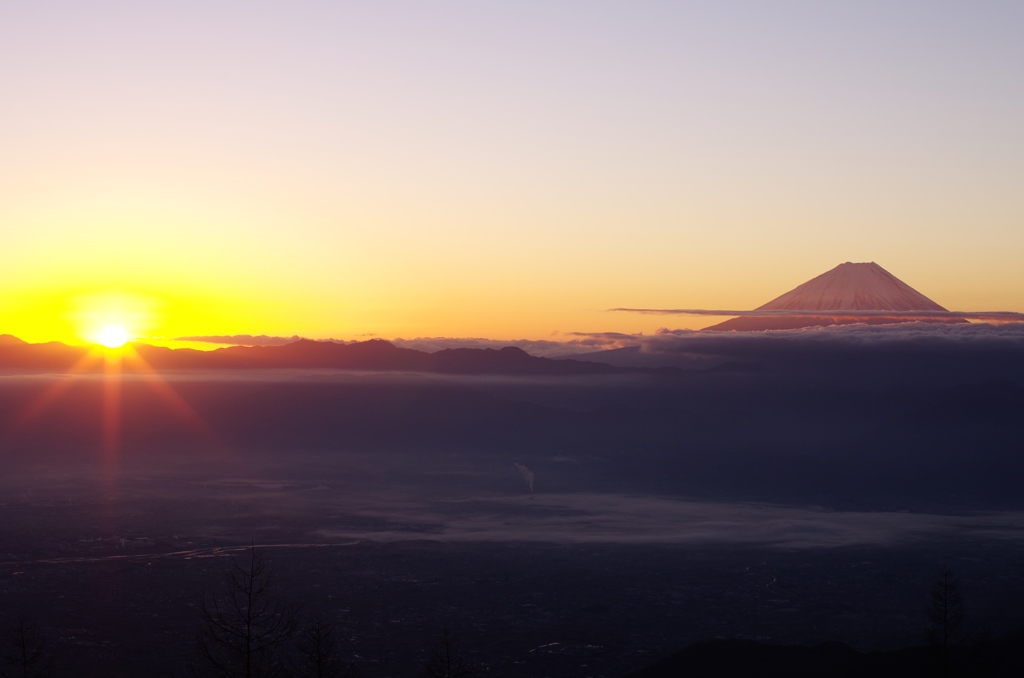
176,335,310,346
610,308,1024,321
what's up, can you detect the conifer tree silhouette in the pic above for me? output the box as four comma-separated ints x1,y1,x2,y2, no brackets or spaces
192,546,297,678
0,614,55,678
926,568,966,678
422,630,480,678
294,614,359,678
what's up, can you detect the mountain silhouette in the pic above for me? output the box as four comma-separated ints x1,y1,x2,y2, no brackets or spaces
706,262,966,331
0,337,640,376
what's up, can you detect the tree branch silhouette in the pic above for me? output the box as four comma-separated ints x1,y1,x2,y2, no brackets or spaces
191,545,297,678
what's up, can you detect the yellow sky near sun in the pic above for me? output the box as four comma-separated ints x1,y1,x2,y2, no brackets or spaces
5,181,1021,349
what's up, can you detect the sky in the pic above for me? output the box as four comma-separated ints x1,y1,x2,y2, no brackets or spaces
2,1,1023,347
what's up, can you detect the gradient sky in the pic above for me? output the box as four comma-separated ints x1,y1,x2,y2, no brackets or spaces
2,2,1022,346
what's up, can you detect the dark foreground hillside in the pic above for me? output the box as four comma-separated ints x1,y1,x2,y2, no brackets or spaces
628,635,1024,678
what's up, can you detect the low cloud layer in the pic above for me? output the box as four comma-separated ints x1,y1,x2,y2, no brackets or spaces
555,322,1024,379
641,321,1024,355
173,323,1024,380
389,336,592,357
314,491,1024,549
612,308,1024,321
561,322,1024,355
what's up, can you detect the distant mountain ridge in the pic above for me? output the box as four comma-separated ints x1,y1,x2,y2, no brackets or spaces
706,262,965,331
0,336,662,376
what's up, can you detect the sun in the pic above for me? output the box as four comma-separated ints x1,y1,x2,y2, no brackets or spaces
70,291,155,350
96,325,131,349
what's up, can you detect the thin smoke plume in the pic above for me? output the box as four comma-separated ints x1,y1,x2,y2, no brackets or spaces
515,463,535,496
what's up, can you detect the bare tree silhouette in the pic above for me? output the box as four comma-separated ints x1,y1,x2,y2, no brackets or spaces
422,630,480,678
294,615,359,678
0,613,56,678
926,568,967,678
191,545,297,678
